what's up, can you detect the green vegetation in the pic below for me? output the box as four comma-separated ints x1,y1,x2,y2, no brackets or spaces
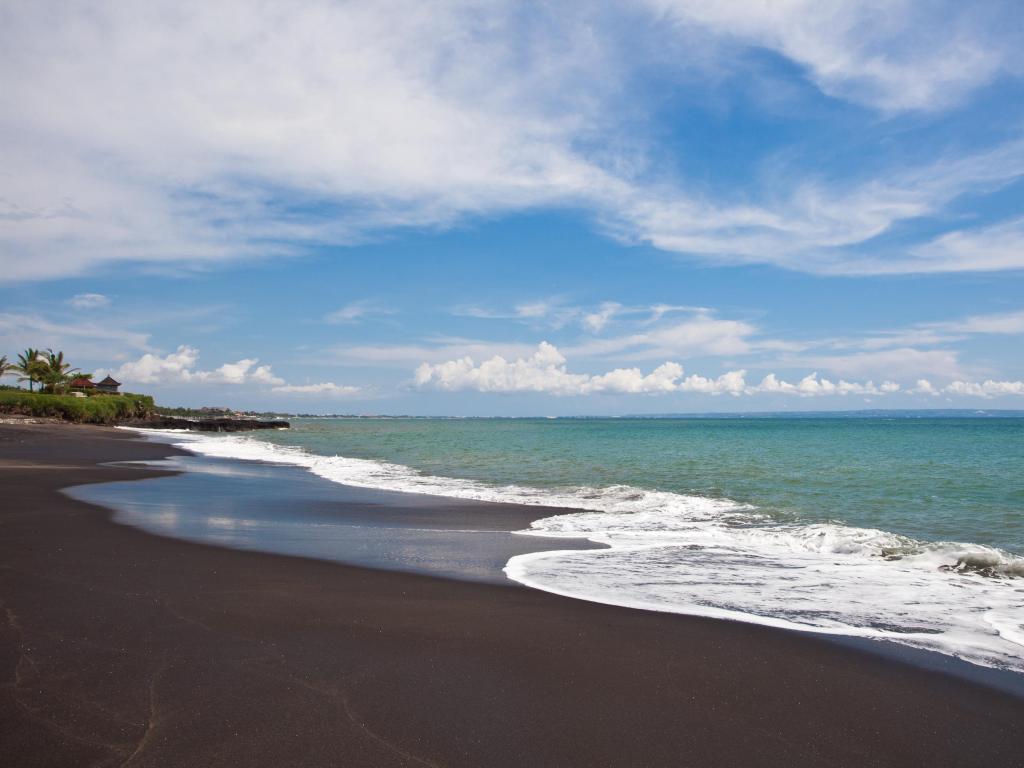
0,347,155,424
10,347,85,394
0,390,154,424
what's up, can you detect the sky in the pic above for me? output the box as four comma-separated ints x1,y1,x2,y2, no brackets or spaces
2,0,1023,415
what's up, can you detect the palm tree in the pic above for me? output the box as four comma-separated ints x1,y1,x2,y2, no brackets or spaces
15,348,44,392
41,349,78,394
0,355,11,381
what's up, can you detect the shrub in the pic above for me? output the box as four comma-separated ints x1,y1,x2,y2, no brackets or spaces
0,390,155,424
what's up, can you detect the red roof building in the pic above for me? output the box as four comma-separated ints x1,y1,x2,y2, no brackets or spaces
69,377,96,389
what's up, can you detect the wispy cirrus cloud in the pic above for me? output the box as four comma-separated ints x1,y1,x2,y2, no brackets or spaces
2,1,1021,282
67,292,111,309
0,311,151,359
270,382,360,396
644,0,1017,112
451,299,583,329
324,300,396,324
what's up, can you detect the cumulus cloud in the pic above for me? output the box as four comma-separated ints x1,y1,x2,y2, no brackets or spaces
112,346,200,384
679,370,749,396
1,1,1021,282
754,372,900,397
415,341,691,395
109,345,293,389
910,379,939,396
108,345,366,395
67,293,111,309
415,342,1024,399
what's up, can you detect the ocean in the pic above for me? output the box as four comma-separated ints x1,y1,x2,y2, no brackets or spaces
129,416,1023,673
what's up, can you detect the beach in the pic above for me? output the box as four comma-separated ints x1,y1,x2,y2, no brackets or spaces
2,422,1023,767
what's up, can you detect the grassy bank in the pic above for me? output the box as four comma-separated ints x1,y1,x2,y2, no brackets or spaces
0,391,155,424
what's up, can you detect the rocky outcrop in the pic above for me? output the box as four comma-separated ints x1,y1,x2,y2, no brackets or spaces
124,416,289,432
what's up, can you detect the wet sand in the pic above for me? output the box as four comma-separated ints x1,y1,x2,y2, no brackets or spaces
1,422,1023,767
63,451,606,585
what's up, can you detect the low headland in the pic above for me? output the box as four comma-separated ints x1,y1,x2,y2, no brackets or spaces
0,390,287,431
0,348,287,431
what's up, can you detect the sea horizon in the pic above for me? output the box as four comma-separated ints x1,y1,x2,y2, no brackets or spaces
194,408,1024,420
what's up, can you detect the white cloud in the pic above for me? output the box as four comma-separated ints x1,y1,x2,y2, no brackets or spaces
753,372,900,397
414,341,691,395
801,308,1024,357
841,217,1024,275
333,338,540,367
645,0,1015,112
776,347,966,381
678,370,749,396
910,379,939,396
452,300,583,329
0,1,622,281
324,300,395,324
110,346,284,386
201,359,285,386
932,308,1024,335
0,311,150,359
271,382,360,395
415,341,1024,398
67,293,111,309
569,311,757,359
582,302,622,333
110,346,202,384
1,1,1020,282
415,342,589,395
250,365,285,385
108,345,369,395
614,140,1024,275
944,379,1024,398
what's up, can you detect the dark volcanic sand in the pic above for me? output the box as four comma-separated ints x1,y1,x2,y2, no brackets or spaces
1,423,1022,767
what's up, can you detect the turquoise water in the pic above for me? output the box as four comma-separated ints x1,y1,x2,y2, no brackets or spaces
254,417,1024,554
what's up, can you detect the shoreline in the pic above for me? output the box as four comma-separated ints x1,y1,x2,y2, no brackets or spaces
2,422,1023,766
119,423,1024,691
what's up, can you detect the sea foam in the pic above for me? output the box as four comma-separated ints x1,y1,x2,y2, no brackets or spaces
129,428,1024,674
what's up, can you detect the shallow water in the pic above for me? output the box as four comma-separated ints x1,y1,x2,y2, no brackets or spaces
68,454,598,585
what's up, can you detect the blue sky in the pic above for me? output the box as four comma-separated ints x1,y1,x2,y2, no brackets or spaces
2,1,1023,415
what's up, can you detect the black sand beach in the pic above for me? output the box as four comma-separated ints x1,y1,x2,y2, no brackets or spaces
2,422,1023,767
